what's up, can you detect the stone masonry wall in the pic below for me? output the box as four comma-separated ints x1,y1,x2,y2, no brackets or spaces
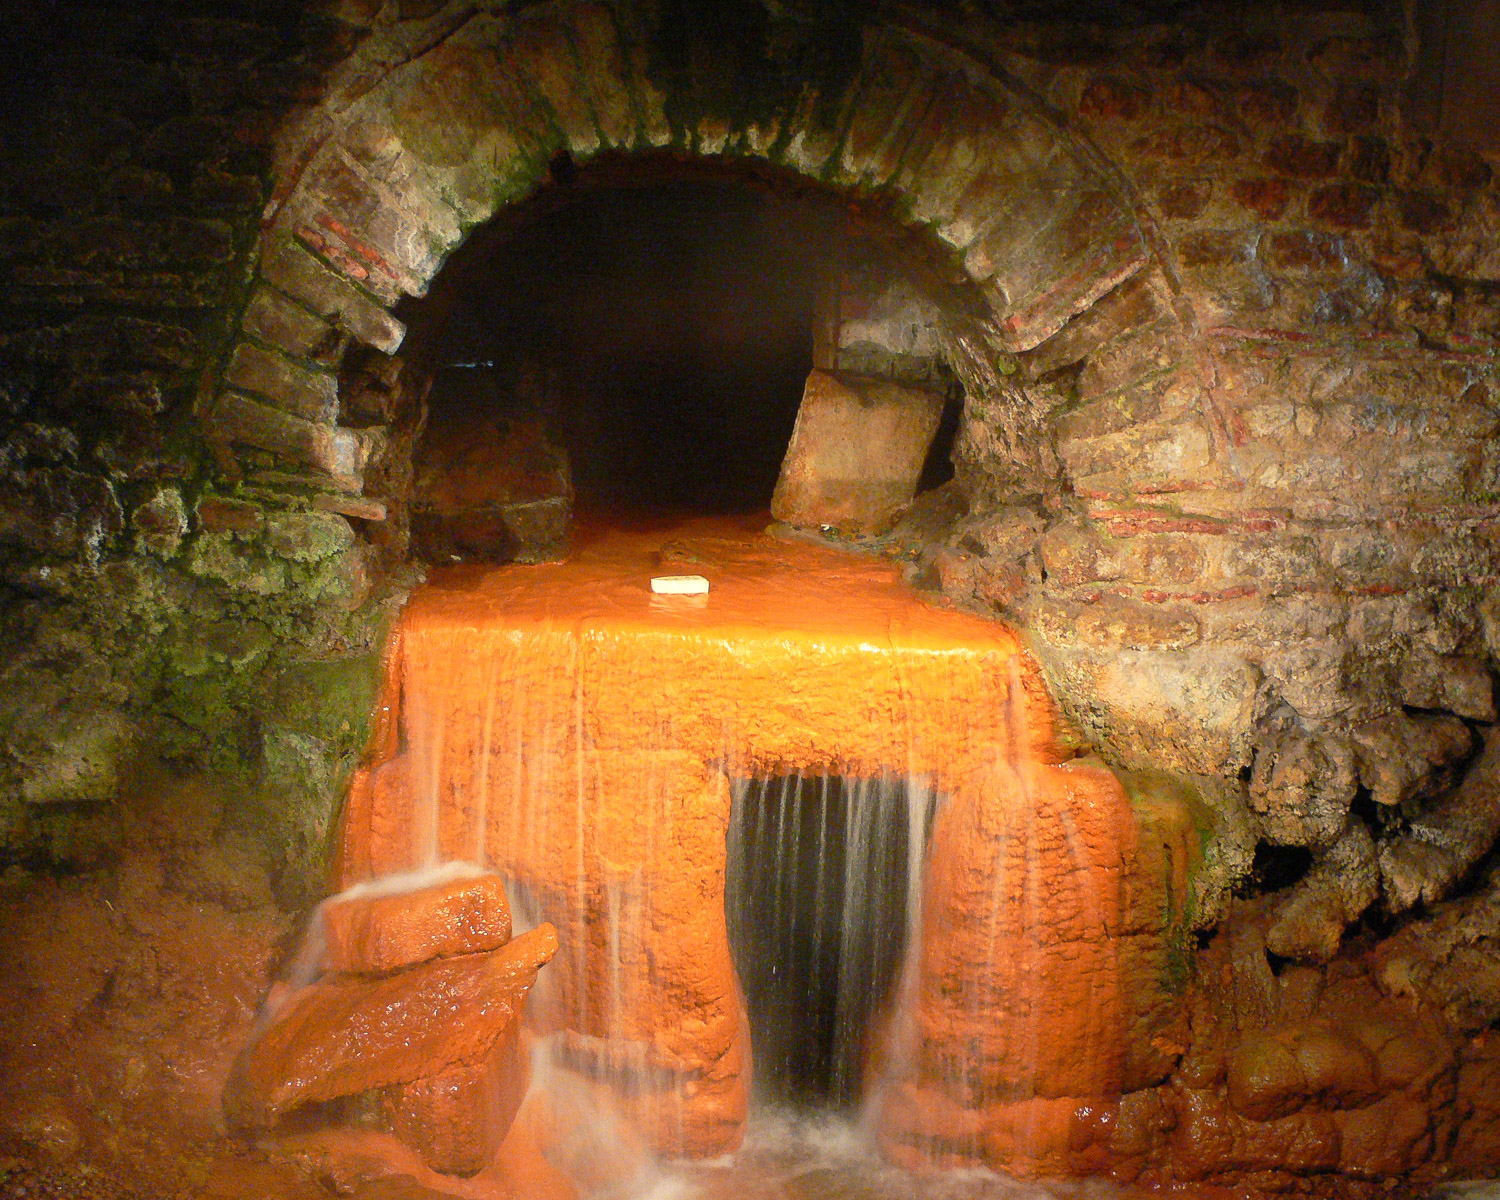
0,1,401,900
905,5,1500,954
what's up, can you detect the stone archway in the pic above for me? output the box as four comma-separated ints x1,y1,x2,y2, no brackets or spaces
201,0,1177,508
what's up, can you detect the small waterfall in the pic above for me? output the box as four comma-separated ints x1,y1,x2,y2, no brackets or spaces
724,772,935,1111
323,520,1154,1187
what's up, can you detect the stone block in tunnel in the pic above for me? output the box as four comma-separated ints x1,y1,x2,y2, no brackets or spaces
771,369,945,535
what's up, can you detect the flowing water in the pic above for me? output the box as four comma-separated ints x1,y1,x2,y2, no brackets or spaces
328,515,1180,1190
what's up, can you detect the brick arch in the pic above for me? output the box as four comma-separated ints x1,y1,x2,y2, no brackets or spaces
203,0,1167,500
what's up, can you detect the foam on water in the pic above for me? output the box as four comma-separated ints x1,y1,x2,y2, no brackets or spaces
597,1108,1138,1200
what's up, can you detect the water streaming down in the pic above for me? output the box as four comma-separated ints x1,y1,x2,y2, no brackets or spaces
725,773,934,1110
332,517,1189,1190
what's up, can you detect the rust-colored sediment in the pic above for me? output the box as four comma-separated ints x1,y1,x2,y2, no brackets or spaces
337,517,1187,1173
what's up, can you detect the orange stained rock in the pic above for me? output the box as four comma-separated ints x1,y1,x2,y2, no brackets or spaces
322,869,513,974
335,517,1193,1171
224,924,558,1130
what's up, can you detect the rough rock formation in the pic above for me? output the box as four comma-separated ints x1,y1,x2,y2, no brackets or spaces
225,867,556,1180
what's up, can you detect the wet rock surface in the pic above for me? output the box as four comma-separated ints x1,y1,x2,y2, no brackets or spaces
321,870,514,975
224,923,556,1131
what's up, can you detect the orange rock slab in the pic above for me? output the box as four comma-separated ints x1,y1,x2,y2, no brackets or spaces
321,869,512,975
225,924,558,1131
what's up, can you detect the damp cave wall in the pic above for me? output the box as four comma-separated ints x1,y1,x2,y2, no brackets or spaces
0,0,1498,922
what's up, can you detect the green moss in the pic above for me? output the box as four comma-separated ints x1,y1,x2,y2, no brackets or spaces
267,651,383,754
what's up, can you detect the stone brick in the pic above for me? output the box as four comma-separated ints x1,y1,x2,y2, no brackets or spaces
1179,230,1254,270
567,5,638,152
1231,178,1291,220
832,33,935,190
224,341,338,424
1039,523,1115,588
1156,179,1213,220
1307,184,1380,230
0,468,123,559
259,234,405,354
265,510,355,563
986,190,1150,351
1264,231,1344,274
1397,191,1454,235
508,12,602,159
1075,594,1201,651
1212,30,1281,73
1059,416,1214,489
1132,124,1240,163
1239,84,1298,127
1078,77,1151,120
196,495,264,535
183,533,287,596
1076,318,1181,396
131,486,187,558
1399,655,1496,722
1054,385,1165,446
1023,271,1171,379
1263,135,1341,180
1326,82,1380,133
1162,81,1219,119
209,392,367,485
241,284,340,362
1344,135,1390,185
313,494,388,522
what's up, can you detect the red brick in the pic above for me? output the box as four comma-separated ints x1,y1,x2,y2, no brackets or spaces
1263,230,1344,273
1156,179,1213,219
1326,82,1380,133
1397,191,1454,235
1133,124,1240,163
1078,77,1151,120
1231,177,1291,220
1418,146,1493,192
1239,84,1298,126
1307,183,1380,229
1263,134,1341,179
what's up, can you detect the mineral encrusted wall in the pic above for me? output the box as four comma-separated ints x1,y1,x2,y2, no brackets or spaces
0,0,1497,941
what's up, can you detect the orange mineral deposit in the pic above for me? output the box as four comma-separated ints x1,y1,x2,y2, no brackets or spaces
335,517,1194,1173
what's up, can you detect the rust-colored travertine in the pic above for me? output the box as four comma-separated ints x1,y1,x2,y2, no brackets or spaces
321,869,512,975
337,518,1192,1171
224,924,558,1131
